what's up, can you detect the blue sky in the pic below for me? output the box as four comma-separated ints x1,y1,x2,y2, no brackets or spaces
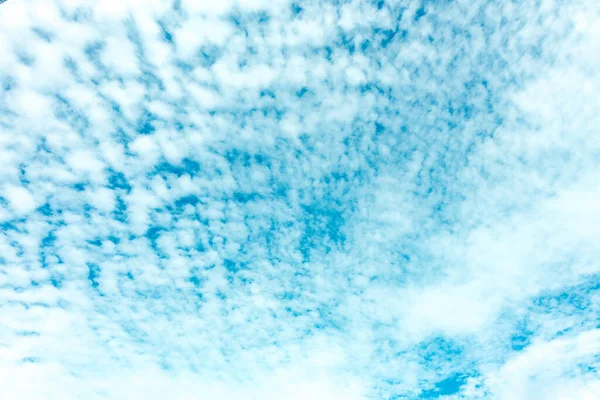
1,0,600,399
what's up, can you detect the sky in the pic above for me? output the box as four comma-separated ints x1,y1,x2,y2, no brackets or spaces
1,0,600,399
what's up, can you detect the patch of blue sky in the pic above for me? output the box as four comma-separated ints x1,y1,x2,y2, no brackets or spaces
420,373,470,398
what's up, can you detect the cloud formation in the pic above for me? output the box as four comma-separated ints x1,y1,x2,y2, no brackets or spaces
1,0,600,399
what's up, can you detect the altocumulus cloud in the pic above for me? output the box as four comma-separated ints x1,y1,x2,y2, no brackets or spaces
1,0,600,399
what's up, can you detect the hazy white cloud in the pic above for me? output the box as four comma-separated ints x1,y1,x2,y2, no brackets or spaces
3,185,37,214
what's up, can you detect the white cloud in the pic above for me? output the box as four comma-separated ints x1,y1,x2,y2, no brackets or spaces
66,150,105,175
487,329,600,400
101,36,140,76
3,185,37,214
175,18,233,58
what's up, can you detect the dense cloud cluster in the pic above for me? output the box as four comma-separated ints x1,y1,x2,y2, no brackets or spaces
1,0,600,398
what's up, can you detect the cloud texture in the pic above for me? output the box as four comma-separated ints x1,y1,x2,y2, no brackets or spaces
1,0,600,398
